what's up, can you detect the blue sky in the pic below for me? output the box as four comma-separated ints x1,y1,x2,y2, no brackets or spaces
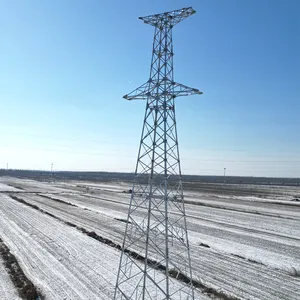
0,0,299,177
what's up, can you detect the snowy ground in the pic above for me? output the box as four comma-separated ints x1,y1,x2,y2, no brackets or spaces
0,257,21,300
0,177,300,299
0,181,21,192
36,190,300,272
0,193,207,300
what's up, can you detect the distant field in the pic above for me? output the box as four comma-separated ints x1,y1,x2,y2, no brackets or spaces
0,176,300,299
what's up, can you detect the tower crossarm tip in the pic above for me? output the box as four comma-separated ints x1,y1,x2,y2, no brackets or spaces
123,81,150,100
139,7,196,28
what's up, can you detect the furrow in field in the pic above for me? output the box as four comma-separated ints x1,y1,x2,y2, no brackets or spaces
0,194,119,299
184,196,300,219
10,194,232,300
69,190,300,240
36,192,300,271
0,257,22,300
1,177,68,193
0,182,22,192
0,238,43,300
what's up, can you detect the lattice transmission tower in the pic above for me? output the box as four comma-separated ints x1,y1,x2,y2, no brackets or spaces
114,7,202,300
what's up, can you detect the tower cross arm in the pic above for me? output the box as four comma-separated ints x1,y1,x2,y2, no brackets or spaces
171,81,203,98
138,7,196,27
123,80,202,100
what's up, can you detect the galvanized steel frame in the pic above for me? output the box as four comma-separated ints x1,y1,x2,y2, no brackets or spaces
114,7,202,300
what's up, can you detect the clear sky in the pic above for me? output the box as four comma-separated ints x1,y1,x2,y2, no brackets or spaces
0,0,299,177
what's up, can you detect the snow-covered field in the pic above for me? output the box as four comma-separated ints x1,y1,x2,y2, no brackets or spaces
0,182,21,192
0,257,21,300
0,177,300,299
0,192,207,300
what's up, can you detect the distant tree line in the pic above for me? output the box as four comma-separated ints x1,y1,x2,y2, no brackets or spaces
0,169,299,186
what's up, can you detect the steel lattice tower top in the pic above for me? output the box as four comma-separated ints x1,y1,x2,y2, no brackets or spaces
114,7,202,300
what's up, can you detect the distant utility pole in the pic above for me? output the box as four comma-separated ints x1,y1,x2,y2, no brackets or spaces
224,167,226,183
51,163,54,182
114,7,201,300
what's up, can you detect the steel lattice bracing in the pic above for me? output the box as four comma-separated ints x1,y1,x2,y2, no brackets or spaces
114,7,202,300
